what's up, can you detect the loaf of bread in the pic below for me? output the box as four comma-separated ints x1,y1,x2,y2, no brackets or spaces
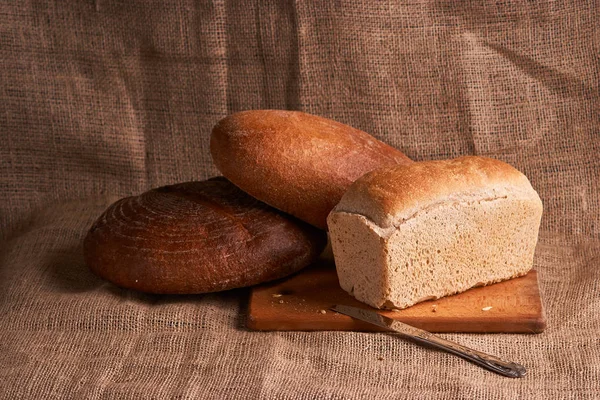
84,177,327,294
327,156,543,309
211,110,412,229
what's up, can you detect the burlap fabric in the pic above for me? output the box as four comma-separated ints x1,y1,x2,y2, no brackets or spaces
1,1,599,398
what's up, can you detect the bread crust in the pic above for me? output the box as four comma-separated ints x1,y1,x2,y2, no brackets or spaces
211,110,412,229
84,177,327,294
333,156,542,229
328,156,544,309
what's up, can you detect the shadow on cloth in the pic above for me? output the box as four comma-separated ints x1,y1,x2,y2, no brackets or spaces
46,242,250,328
46,243,105,293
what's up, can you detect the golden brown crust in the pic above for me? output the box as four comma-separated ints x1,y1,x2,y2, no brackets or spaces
210,110,412,229
84,177,327,294
328,156,544,309
333,156,541,228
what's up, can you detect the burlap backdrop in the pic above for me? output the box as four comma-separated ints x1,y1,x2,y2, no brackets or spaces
1,1,599,398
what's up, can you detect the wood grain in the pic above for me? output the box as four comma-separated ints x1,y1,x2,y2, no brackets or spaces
248,260,546,333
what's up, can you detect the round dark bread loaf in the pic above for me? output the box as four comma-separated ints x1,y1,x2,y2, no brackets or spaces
211,110,413,229
84,177,327,294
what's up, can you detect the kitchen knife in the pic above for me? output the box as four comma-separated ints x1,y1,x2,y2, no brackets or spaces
331,304,526,378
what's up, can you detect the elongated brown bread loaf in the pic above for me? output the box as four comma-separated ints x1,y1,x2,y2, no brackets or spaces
328,156,543,309
84,177,327,294
210,110,412,229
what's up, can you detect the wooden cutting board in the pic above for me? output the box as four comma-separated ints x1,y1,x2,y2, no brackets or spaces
248,259,546,333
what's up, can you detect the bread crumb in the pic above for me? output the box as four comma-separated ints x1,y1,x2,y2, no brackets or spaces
278,300,284,304
377,357,384,361
431,304,437,312
319,309,327,314
272,293,282,298
482,306,493,311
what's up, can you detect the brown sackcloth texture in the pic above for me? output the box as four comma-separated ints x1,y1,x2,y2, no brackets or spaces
1,1,599,398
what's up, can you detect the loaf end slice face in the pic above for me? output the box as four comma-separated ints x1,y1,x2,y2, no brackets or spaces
327,156,543,309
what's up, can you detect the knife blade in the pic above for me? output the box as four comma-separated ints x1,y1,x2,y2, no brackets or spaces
332,304,527,378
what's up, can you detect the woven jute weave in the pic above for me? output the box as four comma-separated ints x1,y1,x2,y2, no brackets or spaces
1,1,598,398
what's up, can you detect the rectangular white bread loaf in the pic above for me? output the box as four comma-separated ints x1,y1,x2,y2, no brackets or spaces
327,156,543,309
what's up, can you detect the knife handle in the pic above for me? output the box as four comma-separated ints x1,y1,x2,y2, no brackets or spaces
409,332,527,378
